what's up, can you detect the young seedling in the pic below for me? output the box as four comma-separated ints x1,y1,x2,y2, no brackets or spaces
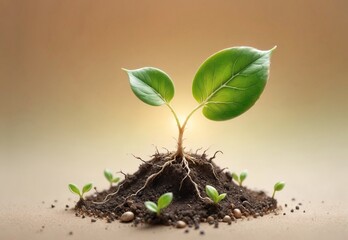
68,183,93,200
124,46,276,199
231,170,248,186
124,46,276,158
104,169,120,187
144,192,173,216
205,185,227,204
272,181,285,199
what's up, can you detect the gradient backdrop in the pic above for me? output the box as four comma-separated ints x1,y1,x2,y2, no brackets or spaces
1,0,348,205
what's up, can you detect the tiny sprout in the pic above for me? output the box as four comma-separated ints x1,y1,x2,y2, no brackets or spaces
272,181,285,199
144,192,173,216
231,170,248,186
104,169,120,187
68,183,93,200
205,185,227,204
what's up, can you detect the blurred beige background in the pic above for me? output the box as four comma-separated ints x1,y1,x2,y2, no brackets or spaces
1,0,347,239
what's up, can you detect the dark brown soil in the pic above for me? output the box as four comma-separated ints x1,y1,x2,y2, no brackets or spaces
74,151,277,226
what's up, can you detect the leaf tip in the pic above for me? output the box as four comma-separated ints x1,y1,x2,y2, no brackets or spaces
121,67,130,72
270,45,277,52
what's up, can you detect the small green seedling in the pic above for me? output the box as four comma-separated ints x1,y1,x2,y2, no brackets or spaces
205,185,227,204
272,181,285,198
68,183,93,200
104,169,120,187
231,170,248,186
144,192,173,216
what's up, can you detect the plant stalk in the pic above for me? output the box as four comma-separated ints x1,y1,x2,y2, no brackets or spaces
166,103,204,157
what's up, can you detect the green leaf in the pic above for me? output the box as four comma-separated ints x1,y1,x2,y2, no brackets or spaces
144,201,158,213
68,184,81,197
82,183,93,194
112,177,120,183
157,192,173,210
231,172,239,182
192,46,276,121
104,169,113,182
205,185,219,202
274,181,285,191
217,193,227,203
123,67,175,106
240,171,248,183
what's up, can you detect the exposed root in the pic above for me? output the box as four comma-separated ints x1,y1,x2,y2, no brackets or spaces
94,150,221,206
117,170,127,178
218,167,228,174
208,150,223,162
185,153,219,181
132,154,161,167
202,148,210,157
179,156,210,202
92,181,127,205
195,147,203,155
129,158,177,198
162,147,170,154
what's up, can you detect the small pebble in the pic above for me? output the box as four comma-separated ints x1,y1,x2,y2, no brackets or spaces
284,204,288,207
233,208,242,218
120,211,135,222
207,216,214,224
295,206,300,210
176,220,187,228
51,205,55,208
283,213,286,216
91,219,96,222
291,209,294,213
66,205,69,208
223,215,232,223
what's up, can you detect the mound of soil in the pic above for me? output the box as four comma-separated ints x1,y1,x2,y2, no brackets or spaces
75,151,277,226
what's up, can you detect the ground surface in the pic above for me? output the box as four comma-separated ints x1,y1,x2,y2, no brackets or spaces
1,150,347,240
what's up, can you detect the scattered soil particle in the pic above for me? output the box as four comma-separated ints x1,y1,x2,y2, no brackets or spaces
295,206,300,210
291,209,294,213
74,152,277,226
69,231,73,236
54,200,58,203
51,205,55,208
299,203,302,206
91,219,96,223
66,205,69,208
214,221,219,228
303,210,306,213
283,213,286,216
284,204,287,207
291,198,296,201
185,229,189,233
200,230,205,235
